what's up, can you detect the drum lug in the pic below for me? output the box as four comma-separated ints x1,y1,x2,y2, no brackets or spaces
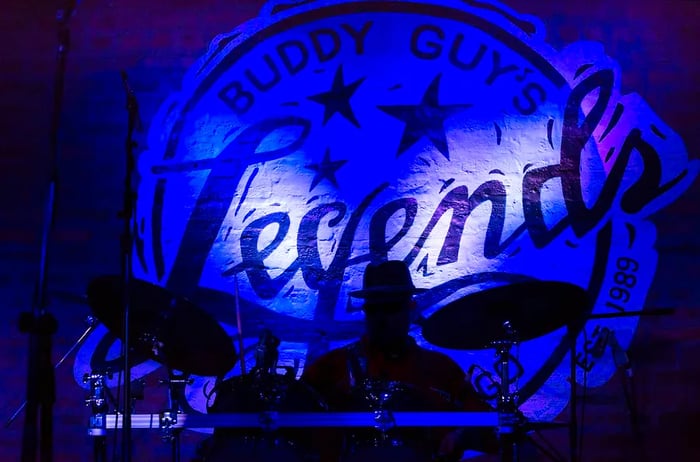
159,410,178,442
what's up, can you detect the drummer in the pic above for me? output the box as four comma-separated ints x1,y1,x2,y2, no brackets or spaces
301,260,497,461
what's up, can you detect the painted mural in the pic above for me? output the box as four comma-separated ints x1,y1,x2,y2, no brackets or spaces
72,0,698,430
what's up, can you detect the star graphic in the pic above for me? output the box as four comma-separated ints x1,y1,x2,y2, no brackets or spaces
377,74,472,160
305,148,348,192
308,65,365,127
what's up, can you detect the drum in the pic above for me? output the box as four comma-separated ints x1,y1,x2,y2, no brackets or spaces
341,379,457,462
197,372,327,462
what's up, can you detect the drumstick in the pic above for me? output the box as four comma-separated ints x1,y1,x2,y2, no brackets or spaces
234,274,246,375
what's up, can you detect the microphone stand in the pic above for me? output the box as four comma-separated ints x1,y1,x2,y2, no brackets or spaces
7,316,99,428
568,308,672,462
609,330,644,458
119,70,140,462
18,4,75,461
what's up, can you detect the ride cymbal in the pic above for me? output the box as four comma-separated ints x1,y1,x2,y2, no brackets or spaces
421,281,590,350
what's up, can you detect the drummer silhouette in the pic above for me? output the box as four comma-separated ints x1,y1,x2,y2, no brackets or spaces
302,260,497,462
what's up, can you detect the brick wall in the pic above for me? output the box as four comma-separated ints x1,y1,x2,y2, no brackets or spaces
1,0,698,460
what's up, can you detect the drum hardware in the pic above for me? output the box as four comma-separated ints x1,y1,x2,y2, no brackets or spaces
84,371,114,430
101,411,500,429
347,378,472,455
159,371,194,412
359,379,407,409
252,328,281,376
372,409,397,434
85,276,236,461
421,281,592,462
84,370,113,462
158,371,194,462
159,410,178,444
421,281,590,350
85,275,237,377
491,322,574,462
253,379,289,408
229,329,299,412
492,324,524,462
203,368,328,462
356,380,402,446
356,379,405,436
421,283,675,462
233,274,247,375
566,307,673,462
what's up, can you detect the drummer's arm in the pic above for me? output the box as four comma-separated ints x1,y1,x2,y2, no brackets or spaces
453,377,499,454
436,361,499,456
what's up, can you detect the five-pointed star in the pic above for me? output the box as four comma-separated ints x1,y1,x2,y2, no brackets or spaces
377,74,472,159
307,65,365,127
305,148,348,192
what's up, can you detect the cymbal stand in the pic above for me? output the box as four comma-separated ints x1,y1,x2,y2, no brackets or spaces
159,371,193,462
493,321,520,462
84,370,113,462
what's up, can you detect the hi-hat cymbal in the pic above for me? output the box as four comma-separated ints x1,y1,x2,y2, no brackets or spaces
86,275,237,376
421,281,590,350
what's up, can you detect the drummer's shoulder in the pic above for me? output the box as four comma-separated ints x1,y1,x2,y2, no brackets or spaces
303,343,357,375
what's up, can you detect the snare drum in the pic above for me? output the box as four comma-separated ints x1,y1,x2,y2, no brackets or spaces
198,372,326,462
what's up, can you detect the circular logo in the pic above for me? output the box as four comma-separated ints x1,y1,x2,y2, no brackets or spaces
76,0,698,424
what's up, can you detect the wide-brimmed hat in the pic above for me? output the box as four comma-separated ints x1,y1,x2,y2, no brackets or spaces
349,260,426,299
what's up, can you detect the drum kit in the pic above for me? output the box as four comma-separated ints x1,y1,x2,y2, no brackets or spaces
71,276,591,462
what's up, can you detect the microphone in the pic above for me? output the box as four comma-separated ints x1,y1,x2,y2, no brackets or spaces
120,71,134,95
120,71,143,132
57,0,79,23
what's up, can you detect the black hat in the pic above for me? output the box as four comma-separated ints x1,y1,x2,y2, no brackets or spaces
349,260,426,300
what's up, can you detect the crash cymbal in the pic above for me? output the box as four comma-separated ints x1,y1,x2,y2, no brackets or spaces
421,281,590,350
86,275,237,376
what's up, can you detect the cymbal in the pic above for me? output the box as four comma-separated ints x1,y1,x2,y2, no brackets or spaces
421,281,590,350
86,275,237,376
